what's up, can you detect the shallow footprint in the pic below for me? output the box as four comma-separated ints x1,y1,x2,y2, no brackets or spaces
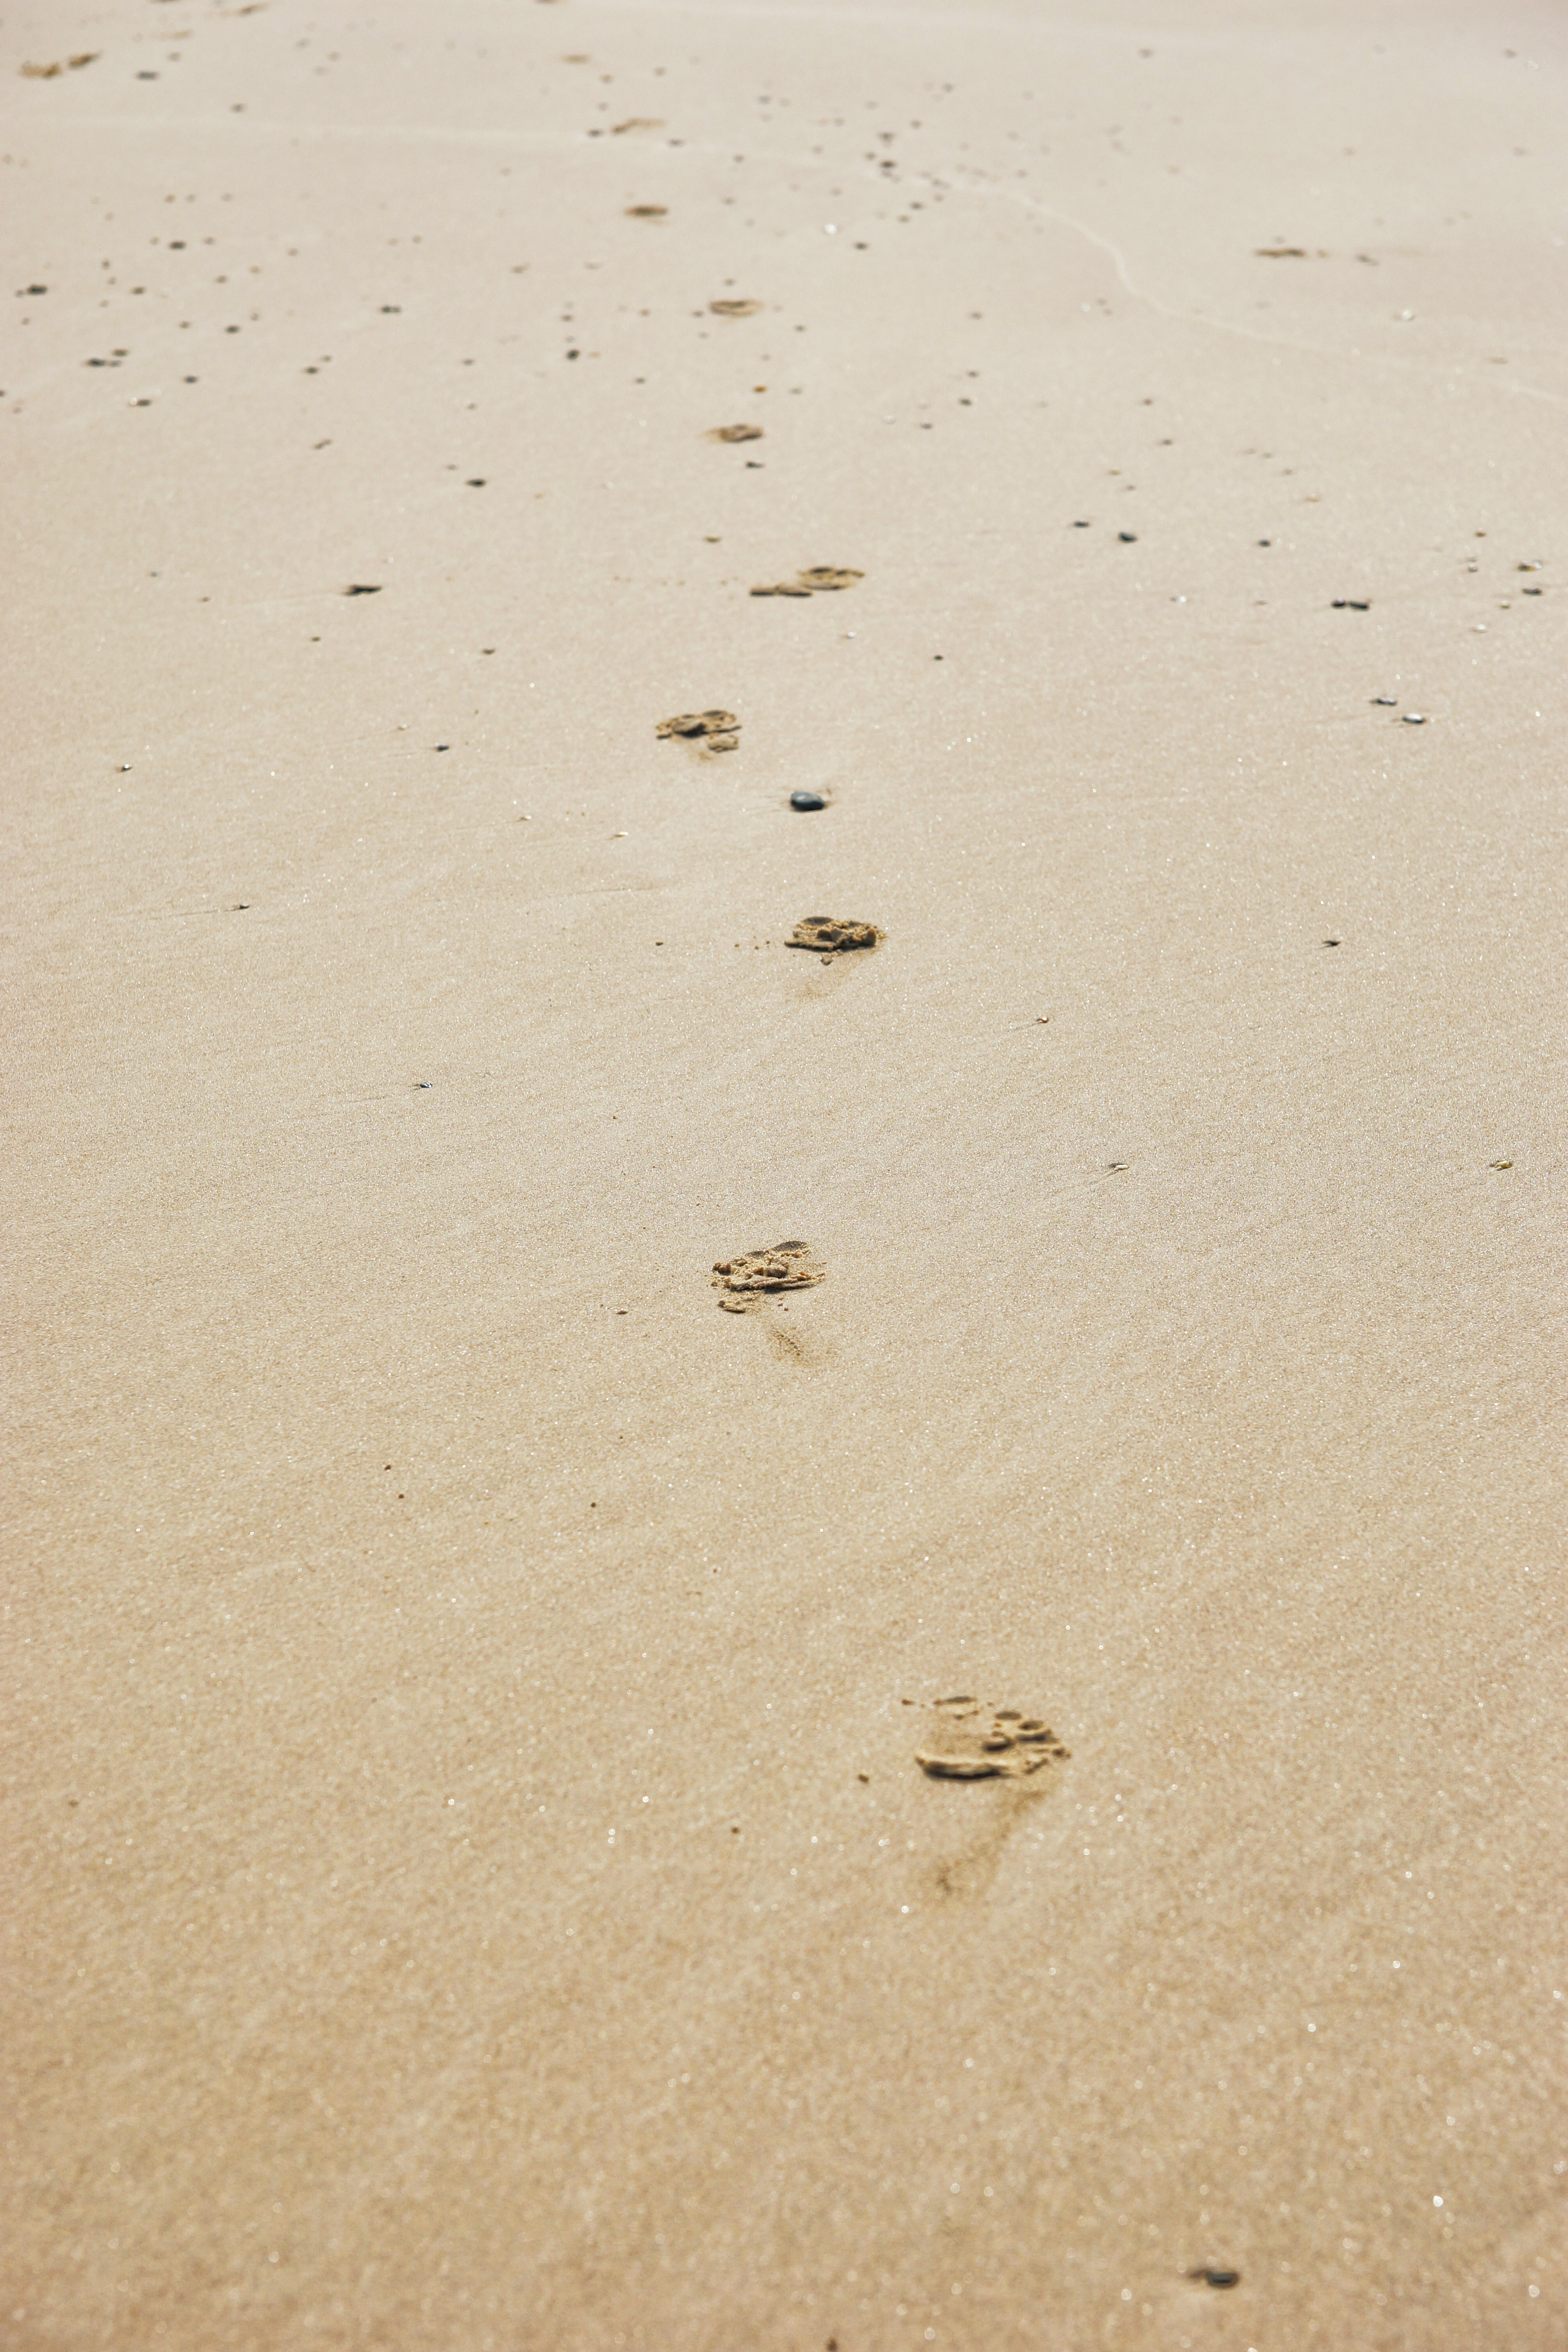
751,566,863,597
914,1694,1070,1780
657,707,738,739
928,1785,1042,1902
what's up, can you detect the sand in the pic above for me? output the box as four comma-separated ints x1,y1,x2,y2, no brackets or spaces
4,0,1565,2345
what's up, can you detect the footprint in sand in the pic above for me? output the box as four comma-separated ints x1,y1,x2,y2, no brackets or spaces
787,916,882,965
906,1697,1071,1900
712,1242,828,1363
711,1240,825,1311
751,566,864,597
657,708,740,754
913,1694,1070,1780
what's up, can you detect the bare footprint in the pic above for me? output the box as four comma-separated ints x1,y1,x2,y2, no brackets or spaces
712,1243,828,1365
786,916,881,963
657,708,740,755
914,1694,1070,1780
908,1697,1071,1902
751,566,864,597
711,1240,825,1312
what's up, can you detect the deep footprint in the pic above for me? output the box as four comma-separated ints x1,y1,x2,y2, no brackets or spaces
657,709,740,754
712,1240,826,1312
914,1694,1071,1780
787,917,881,959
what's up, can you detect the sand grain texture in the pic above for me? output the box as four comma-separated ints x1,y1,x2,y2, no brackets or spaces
3,1,1566,2347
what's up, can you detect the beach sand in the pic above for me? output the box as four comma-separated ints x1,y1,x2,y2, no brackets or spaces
4,0,1565,2344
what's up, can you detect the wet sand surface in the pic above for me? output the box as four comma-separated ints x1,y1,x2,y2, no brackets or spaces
4,1,1566,2345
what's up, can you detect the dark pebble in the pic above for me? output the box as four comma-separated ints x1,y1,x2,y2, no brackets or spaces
344,582,382,596
1371,695,1396,705
1203,2270,1241,2290
789,791,827,811
1324,937,1340,946
1073,519,1090,528
467,477,486,487
1119,531,1138,542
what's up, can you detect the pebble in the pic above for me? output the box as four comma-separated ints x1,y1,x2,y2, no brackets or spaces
1371,696,1397,706
1202,2270,1241,2290
1118,531,1138,543
1401,712,1426,724
789,791,827,811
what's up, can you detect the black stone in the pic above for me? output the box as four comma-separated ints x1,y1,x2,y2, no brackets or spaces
789,791,827,811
